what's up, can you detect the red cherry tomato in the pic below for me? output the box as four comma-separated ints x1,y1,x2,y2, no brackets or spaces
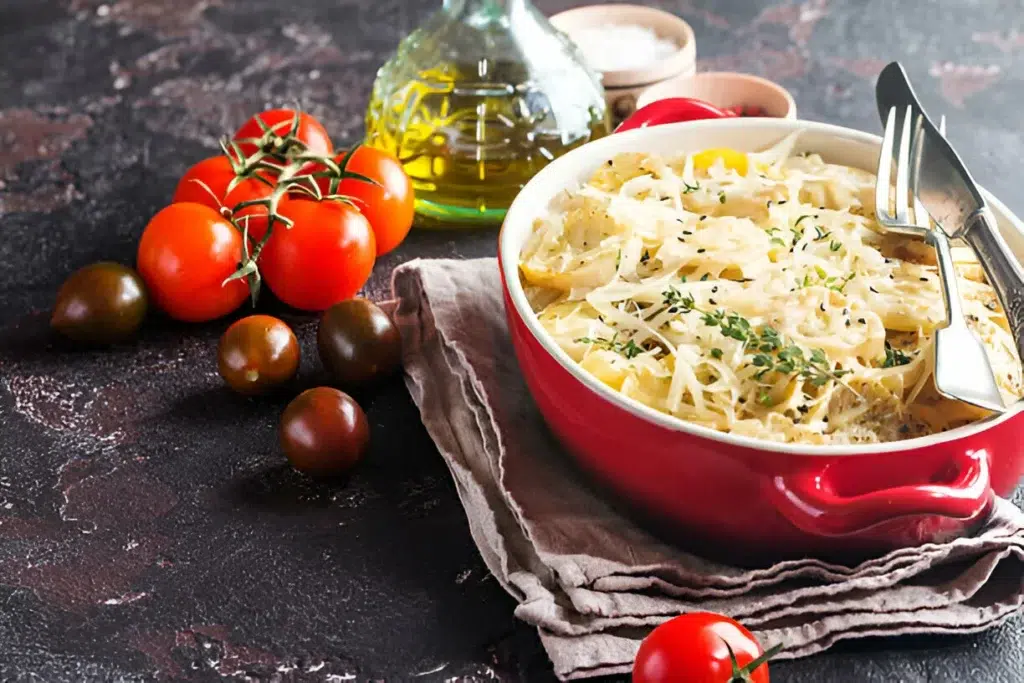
232,109,333,160
136,203,249,322
633,612,778,683
313,146,415,256
172,155,273,237
258,197,376,312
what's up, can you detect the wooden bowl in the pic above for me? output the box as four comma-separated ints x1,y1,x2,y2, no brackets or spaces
549,4,697,122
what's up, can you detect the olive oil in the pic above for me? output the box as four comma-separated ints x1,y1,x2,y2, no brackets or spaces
364,0,609,227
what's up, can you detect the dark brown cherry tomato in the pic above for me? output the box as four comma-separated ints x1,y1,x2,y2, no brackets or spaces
51,262,148,344
217,315,300,396
279,387,370,476
317,298,401,386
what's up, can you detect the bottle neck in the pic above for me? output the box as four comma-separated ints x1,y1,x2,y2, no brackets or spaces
443,0,530,19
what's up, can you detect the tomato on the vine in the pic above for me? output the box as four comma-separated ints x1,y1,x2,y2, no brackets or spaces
257,197,375,312
172,155,273,237
314,146,414,256
136,202,249,323
633,612,779,683
232,109,332,160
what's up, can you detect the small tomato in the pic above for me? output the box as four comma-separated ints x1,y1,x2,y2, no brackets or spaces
633,612,779,683
136,203,249,323
258,197,376,312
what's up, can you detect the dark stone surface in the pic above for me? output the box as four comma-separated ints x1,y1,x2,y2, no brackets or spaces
0,0,1021,681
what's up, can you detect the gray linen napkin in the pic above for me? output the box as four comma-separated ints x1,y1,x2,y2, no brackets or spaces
391,257,1024,681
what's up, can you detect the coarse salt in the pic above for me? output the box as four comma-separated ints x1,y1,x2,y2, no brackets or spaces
568,24,679,73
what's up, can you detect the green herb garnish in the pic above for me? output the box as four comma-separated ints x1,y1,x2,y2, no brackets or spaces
575,334,644,359
881,341,912,368
660,287,850,386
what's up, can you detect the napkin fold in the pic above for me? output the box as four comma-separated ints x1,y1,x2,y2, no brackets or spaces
391,257,1024,681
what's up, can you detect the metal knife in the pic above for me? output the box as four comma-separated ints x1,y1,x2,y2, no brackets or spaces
876,61,1024,361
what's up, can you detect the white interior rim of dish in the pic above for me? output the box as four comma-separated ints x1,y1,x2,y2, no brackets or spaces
500,117,1024,457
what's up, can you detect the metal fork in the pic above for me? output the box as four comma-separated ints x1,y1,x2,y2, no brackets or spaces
876,106,1005,413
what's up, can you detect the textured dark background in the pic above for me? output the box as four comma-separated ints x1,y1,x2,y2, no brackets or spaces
1,0,1022,681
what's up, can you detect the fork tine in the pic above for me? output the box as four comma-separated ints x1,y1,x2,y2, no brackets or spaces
894,105,914,223
876,107,896,222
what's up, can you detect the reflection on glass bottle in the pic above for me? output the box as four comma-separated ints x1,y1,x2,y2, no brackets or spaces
365,0,609,227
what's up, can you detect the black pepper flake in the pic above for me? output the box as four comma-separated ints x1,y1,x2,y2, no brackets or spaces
697,248,707,254
607,160,613,166
712,286,719,293
778,200,788,205
919,277,928,282
845,320,851,327
869,286,879,294
709,298,717,305
818,206,826,210
797,405,810,414
858,317,867,324
889,274,895,279
700,215,708,221
819,303,826,312
842,308,849,315
683,230,693,235
884,258,893,264
677,236,686,242
822,416,829,423
801,243,808,251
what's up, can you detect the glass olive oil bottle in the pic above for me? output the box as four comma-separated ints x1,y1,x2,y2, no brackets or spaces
365,0,609,227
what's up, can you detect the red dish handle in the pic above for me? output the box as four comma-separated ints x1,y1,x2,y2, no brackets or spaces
770,450,992,537
615,97,732,133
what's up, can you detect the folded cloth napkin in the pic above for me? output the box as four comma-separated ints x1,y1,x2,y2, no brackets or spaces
391,257,1024,681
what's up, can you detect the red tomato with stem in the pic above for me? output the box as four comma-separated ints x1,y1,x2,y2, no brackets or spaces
257,197,375,312
232,109,333,160
137,203,249,322
314,146,414,256
172,155,273,238
633,612,780,683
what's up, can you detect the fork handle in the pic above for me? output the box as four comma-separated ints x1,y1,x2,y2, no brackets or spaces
929,229,967,328
959,206,1024,357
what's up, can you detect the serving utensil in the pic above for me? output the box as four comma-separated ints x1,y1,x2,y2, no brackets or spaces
876,62,1024,379
876,106,1005,413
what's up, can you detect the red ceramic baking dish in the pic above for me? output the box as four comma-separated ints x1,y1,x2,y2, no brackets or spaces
498,115,1024,565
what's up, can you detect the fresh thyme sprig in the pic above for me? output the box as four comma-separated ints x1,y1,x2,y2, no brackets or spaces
661,285,851,388
575,334,644,359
